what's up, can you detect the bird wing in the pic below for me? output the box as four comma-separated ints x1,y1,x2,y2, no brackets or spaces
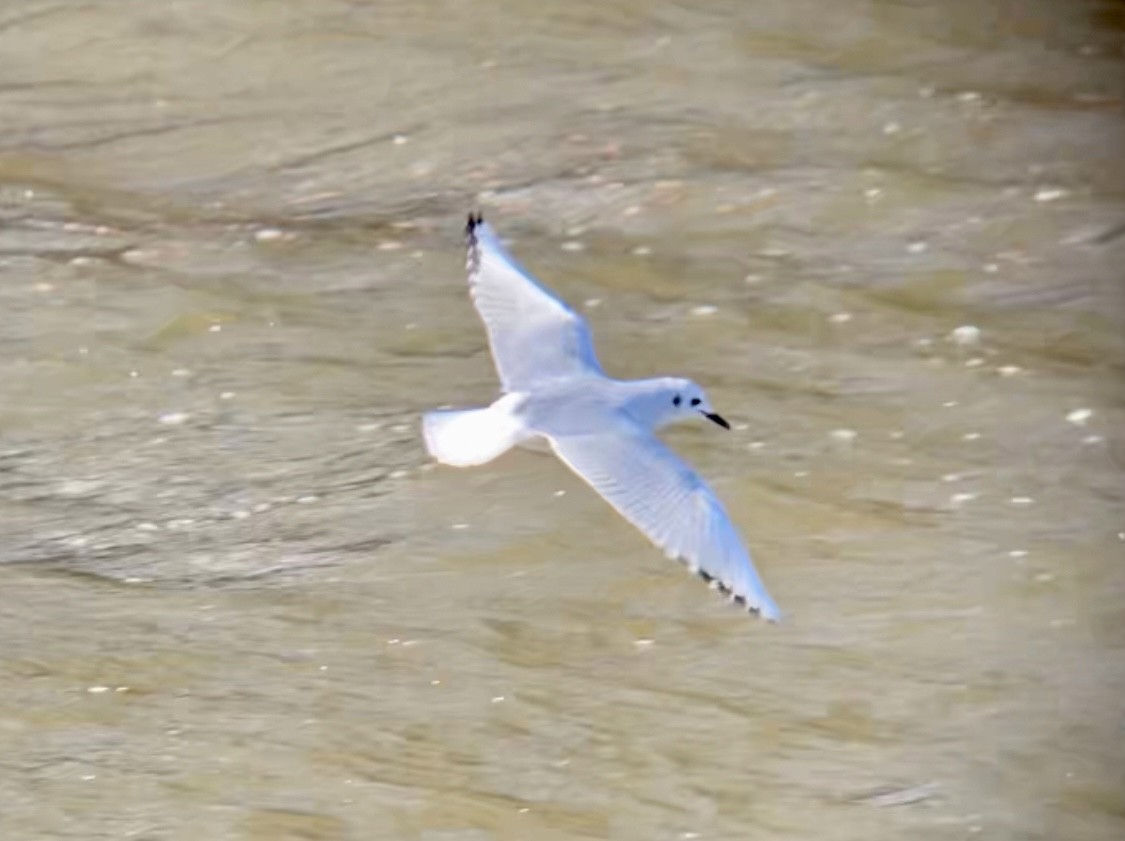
547,421,781,620
465,215,603,392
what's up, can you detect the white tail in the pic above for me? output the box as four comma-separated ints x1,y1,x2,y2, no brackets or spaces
422,398,526,467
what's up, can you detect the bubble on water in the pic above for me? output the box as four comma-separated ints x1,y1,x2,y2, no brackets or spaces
1010,496,1035,506
948,325,981,346
907,240,928,254
1082,435,1104,445
941,473,963,483
882,121,902,135
86,686,110,694
254,228,284,242
377,240,403,251
389,469,408,479
219,391,235,400
965,358,984,367
560,241,585,252
622,205,641,217
956,91,981,102
1034,188,1068,203
451,523,470,530
998,365,1022,377
296,495,320,504
983,262,999,273
690,305,718,317
491,696,506,703
631,245,652,256
1009,550,1028,558
392,134,409,145
950,492,978,506
829,429,857,444
135,522,160,531
828,312,852,324
230,510,250,520
584,298,602,309
208,324,222,333
158,412,189,425
942,400,958,408
553,490,566,497
963,432,981,441
58,479,99,497
1065,408,1093,426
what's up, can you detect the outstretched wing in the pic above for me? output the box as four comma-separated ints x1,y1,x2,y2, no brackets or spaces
548,423,781,620
465,215,603,392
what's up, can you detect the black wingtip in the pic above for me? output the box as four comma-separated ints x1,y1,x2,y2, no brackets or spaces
465,212,483,239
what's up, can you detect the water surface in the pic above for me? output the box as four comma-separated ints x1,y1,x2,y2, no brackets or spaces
1,1,1123,839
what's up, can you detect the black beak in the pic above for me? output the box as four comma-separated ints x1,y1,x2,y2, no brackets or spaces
704,412,731,430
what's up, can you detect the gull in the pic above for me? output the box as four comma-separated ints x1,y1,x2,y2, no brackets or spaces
422,214,781,620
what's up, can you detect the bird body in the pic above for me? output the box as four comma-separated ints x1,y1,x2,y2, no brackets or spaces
422,214,781,621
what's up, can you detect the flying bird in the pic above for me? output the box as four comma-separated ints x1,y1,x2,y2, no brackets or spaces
422,214,780,620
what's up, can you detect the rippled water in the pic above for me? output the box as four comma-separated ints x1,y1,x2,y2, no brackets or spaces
2,1,1123,839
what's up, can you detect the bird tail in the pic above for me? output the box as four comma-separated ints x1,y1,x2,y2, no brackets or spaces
422,398,526,467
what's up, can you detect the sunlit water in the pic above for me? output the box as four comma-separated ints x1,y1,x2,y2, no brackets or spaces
1,1,1123,839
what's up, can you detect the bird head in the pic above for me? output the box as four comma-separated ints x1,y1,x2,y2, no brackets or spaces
645,378,730,431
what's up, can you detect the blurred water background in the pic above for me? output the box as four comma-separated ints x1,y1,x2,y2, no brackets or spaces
1,1,1123,839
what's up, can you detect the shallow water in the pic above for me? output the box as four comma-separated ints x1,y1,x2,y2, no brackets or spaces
1,1,1123,839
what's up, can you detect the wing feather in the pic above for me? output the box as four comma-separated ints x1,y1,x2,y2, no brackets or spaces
465,215,603,391
548,425,781,620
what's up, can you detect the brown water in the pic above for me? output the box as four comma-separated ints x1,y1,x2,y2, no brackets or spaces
2,1,1124,839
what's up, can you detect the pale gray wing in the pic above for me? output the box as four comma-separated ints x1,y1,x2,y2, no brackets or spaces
466,215,603,392
548,424,781,620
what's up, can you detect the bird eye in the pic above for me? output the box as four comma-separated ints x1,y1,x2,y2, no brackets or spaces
690,397,701,407
672,395,681,407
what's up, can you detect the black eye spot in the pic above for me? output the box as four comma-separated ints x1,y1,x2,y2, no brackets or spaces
672,395,681,407
690,397,701,407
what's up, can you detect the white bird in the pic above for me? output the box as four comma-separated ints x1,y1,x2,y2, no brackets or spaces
422,214,781,620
